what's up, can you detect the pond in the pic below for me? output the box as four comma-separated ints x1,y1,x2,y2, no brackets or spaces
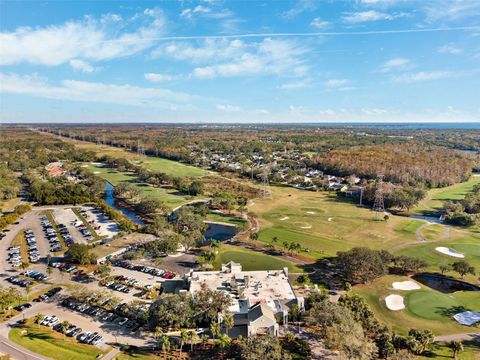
413,273,480,294
204,222,237,241
104,181,145,225
409,214,443,223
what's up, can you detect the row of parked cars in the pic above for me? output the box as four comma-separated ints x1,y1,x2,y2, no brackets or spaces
41,216,63,252
57,223,74,246
50,262,85,276
61,298,142,332
23,270,48,281
103,280,132,293
25,229,40,263
33,286,62,302
114,260,176,279
7,246,22,267
6,275,33,288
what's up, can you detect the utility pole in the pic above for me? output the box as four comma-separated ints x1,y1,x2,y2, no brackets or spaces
372,174,385,220
359,187,364,206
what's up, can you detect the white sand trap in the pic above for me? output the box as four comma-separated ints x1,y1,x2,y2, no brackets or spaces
279,216,289,221
392,280,421,291
327,217,333,222
301,226,312,229
453,311,480,326
435,246,465,258
90,162,104,166
94,171,100,174
385,294,405,311
306,211,315,215
81,164,88,168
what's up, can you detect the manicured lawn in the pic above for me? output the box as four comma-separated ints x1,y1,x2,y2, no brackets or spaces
9,323,107,360
205,211,247,228
213,244,304,273
420,224,445,241
419,341,480,360
250,186,425,259
353,275,480,335
413,176,480,215
87,163,199,209
69,138,205,177
394,229,480,285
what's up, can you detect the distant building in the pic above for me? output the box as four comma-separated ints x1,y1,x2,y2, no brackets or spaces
185,262,304,338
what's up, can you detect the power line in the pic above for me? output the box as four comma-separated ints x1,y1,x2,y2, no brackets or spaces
372,174,385,220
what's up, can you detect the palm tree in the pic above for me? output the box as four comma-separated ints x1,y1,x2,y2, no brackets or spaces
449,341,463,359
60,320,70,338
188,330,198,352
216,333,231,351
155,328,170,360
34,313,45,325
210,321,220,339
223,313,234,338
180,330,188,358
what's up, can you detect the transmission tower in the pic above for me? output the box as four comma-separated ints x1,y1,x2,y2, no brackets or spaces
259,166,271,199
137,140,145,157
372,174,385,220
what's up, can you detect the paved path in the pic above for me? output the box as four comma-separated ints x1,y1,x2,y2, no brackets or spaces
435,332,480,342
102,347,120,360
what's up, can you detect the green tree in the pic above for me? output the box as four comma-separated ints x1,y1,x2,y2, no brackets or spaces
337,247,387,284
223,313,234,338
408,329,434,354
210,321,220,339
60,320,70,338
180,330,188,358
451,261,475,279
237,335,291,360
65,243,97,265
94,264,111,280
449,340,463,359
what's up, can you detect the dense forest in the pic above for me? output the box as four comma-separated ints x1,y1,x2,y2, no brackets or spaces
0,164,20,201
310,144,472,188
444,184,480,226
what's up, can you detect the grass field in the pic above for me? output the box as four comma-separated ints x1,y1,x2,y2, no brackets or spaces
11,229,29,264
9,323,107,360
249,186,425,259
213,244,304,273
205,211,247,228
68,138,205,177
394,228,480,285
353,275,480,335
87,163,199,209
420,342,480,360
413,176,480,215
0,197,21,212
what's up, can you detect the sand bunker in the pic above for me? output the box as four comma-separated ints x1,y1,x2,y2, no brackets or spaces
392,280,421,291
90,162,104,166
385,294,405,311
453,311,480,326
94,171,100,174
435,247,465,258
279,216,289,221
306,211,315,215
301,226,312,229
327,217,333,222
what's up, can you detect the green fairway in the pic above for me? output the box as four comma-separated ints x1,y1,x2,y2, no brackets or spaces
420,224,445,241
86,163,199,209
69,138,205,177
394,229,480,285
250,186,425,259
9,324,106,360
413,176,480,215
353,275,479,335
213,244,304,273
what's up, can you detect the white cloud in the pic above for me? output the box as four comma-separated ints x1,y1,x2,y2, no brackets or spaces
279,80,310,90
282,0,317,19
310,18,330,29
380,57,412,72
342,10,406,23
324,79,349,87
216,104,242,112
163,38,308,79
393,71,452,83
144,73,181,82
180,5,211,18
69,59,95,73
0,9,165,66
0,73,197,108
424,0,480,22
438,43,463,54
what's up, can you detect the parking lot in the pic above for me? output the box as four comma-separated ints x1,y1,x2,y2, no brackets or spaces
81,206,120,239
52,208,88,244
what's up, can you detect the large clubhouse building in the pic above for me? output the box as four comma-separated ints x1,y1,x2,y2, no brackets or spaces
185,262,304,338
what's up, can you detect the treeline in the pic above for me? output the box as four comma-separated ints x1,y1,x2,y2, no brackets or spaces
0,164,20,201
444,184,480,226
310,144,472,188
360,181,426,211
23,167,103,205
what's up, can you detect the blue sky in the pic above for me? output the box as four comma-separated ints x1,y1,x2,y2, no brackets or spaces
0,0,479,123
